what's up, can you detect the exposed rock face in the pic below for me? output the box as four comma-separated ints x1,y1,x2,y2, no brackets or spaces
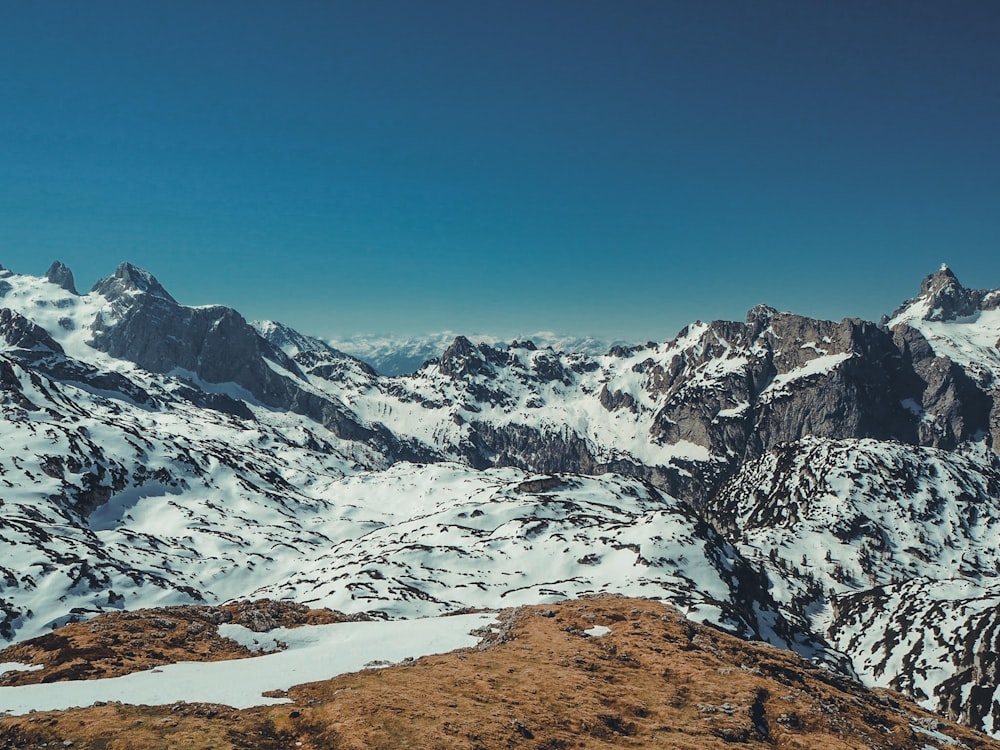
992,395,1000,457
439,335,494,378
418,306,948,507
887,267,999,448
647,312,917,469
43,261,78,295
893,264,991,322
91,261,176,303
254,319,377,377
0,308,64,354
87,264,397,448
895,325,993,446
463,421,600,473
90,265,301,388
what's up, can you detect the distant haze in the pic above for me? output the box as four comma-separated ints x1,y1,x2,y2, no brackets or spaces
328,331,629,375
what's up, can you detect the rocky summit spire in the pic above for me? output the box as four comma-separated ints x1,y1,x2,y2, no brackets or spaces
744,303,779,337
44,260,79,295
916,264,982,321
919,263,960,298
91,262,177,304
889,265,989,324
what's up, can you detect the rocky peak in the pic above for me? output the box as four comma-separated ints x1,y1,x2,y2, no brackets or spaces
921,263,959,296
254,319,378,379
745,304,779,338
44,261,78,295
439,335,493,378
920,264,982,318
255,319,333,358
509,339,537,351
91,262,177,304
892,264,987,323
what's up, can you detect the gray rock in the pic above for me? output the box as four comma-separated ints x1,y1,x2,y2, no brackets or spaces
0,308,65,354
890,264,989,322
44,260,79,295
87,264,429,455
91,261,176,303
89,264,304,395
439,335,495,379
893,323,992,448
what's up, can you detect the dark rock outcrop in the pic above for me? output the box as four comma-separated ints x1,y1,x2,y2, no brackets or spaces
888,268,997,447
91,262,176,304
439,336,496,379
894,324,993,446
87,263,426,453
891,264,996,322
628,312,919,502
44,261,78,295
0,308,64,354
89,264,304,395
414,270,996,506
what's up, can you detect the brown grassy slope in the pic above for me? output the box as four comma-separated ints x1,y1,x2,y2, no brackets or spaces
0,596,996,750
0,599,356,685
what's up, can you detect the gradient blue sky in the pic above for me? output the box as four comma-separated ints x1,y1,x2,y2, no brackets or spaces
1,1,998,340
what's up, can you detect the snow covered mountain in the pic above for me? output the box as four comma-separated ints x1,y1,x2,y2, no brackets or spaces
2,258,1000,736
323,330,625,375
710,436,1000,734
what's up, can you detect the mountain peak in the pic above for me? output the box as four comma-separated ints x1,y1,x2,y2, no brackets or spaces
745,303,778,323
890,265,989,324
91,262,177,304
44,260,78,295
919,263,962,299
253,319,353,361
440,335,494,378
745,303,779,336
916,264,986,321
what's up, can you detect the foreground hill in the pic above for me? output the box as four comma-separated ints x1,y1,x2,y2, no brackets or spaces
1,597,995,750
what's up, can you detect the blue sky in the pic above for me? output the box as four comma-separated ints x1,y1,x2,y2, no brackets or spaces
1,1,998,340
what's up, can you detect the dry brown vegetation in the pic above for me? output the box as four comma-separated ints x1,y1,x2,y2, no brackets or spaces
0,600,356,686
1,596,997,750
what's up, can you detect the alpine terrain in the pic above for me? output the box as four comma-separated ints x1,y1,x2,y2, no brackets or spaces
1,259,999,739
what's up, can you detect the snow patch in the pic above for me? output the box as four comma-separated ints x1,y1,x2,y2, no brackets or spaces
0,613,494,714
760,353,852,398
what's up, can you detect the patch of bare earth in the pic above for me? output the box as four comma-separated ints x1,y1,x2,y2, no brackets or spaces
1,596,997,750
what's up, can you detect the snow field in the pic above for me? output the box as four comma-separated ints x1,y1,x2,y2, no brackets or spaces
0,613,495,715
